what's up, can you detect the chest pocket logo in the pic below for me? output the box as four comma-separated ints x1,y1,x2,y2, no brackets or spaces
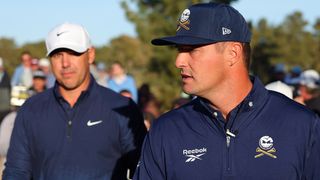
254,136,277,159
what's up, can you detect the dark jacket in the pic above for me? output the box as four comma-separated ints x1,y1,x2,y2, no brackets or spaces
3,76,146,180
134,77,320,180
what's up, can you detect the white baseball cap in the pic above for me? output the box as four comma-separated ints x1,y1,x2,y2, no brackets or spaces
45,22,91,56
300,69,320,89
39,58,50,67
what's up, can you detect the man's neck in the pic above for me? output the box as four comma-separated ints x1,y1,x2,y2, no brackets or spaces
206,75,252,120
59,77,91,107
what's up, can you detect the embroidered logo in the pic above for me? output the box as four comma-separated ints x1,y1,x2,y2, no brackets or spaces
56,31,68,36
87,120,103,127
183,147,207,162
177,9,191,31
254,136,277,159
222,27,231,35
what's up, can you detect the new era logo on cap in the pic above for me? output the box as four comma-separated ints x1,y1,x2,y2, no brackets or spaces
222,27,232,35
45,23,92,56
151,3,251,46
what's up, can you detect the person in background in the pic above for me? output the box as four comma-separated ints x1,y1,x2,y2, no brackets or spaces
294,69,320,105
134,3,320,180
3,22,146,180
95,62,109,87
11,51,33,89
142,112,156,131
293,69,320,115
137,83,152,111
28,69,47,97
0,57,11,122
0,110,16,178
284,65,302,86
269,63,287,83
142,95,161,121
0,105,22,178
90,61,99,80
30,58,39,72
39,58,55,88
120,89,133,99
108,61,138,102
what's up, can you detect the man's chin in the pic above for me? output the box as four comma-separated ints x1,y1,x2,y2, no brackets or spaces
58,82,78,91
182,87,194,95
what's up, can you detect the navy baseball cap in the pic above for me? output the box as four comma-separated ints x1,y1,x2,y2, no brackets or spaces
151,3,251,46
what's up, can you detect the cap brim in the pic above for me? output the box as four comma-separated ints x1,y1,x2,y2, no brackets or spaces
151,35,216,46
47,44,88,56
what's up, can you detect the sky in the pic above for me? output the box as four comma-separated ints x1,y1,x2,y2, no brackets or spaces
0,0,319,47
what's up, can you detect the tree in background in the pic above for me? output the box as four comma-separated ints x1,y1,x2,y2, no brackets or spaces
313,18,320,70
274,12,316,68
250,19,279,83
0,38,19,76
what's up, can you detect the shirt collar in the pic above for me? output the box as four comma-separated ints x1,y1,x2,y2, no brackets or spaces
199,76,268,118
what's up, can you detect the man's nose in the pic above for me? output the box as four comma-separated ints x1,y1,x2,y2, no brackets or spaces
175,52,188,69
61,53,71,68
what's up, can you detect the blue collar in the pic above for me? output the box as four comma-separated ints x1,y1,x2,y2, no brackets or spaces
198,76,268,130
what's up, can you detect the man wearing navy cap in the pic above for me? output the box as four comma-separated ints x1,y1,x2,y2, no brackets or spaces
134,2,320,180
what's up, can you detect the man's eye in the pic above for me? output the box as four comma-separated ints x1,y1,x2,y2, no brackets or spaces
51,53,61,59
177,47,197,52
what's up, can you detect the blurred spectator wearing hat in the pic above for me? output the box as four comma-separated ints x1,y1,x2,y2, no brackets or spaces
95,62,109,87
293,69,320,115
284,65,302,86
294,69,320,105
39,58,55,88
28,69,47,97
0,57,11,122
11,51,33,89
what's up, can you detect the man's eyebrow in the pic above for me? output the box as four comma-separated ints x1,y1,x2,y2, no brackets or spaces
176,45,202,52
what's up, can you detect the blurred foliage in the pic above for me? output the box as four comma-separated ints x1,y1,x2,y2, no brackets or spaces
0,1,319,111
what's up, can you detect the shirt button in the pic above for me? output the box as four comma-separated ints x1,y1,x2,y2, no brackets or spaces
213,112,218,117
249,101,253,107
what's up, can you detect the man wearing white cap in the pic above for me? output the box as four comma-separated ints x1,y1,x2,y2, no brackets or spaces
3,23,146,180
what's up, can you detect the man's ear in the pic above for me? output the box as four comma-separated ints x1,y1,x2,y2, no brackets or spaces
87,47,96,64
226,42,242,67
